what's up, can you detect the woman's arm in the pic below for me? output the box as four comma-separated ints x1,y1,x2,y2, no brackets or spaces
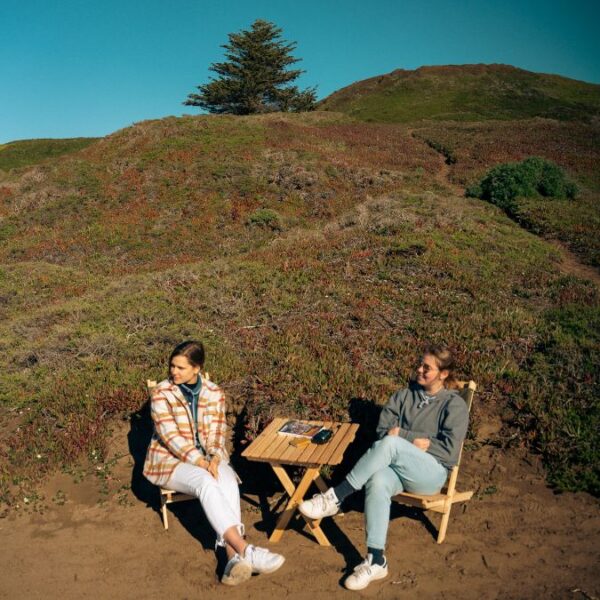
377,389,430,441
376,398,401,439
427,397,469,467
151,389,207,466
376,389,413,439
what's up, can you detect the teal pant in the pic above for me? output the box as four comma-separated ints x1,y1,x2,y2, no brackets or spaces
346,435,448,550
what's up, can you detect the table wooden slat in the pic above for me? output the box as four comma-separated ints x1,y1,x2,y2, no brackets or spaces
241,417,285,460
242,419,359,467
300,421,337,465
311,423,349,465
261,426,296,461
329,423,359,464
276,424,324,463
293,421,334,463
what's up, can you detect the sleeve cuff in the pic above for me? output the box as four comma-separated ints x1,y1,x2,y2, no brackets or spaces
189,450,207,465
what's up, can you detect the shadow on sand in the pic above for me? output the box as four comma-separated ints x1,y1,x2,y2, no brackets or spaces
126,394,438,581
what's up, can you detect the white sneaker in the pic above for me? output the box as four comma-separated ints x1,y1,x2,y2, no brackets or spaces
243,544,285,574
221,553,252,586
344,555,388,591
298,488,339,520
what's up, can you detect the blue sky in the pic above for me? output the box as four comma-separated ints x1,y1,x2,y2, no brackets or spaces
1,0,599,143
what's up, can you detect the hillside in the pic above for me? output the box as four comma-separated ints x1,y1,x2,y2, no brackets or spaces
321,65,600,267
0,138,98,171
320,64,600,123
0,108,598,503
1,83,599,596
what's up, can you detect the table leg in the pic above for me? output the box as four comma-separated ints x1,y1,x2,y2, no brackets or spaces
269,464,331,546
314,474,328,493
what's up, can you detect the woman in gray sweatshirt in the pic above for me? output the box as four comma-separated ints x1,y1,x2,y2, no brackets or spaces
299,345,468,591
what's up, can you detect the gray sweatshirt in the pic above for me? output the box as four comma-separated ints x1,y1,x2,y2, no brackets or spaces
376,384,469,469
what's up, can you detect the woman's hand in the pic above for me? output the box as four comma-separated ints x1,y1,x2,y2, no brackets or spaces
207,455,220,480
387,427,400,436
413,438,430,451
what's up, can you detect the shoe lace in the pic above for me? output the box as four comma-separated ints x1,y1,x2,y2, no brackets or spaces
354,560,373,578
312,492,331,510
248,545,268,560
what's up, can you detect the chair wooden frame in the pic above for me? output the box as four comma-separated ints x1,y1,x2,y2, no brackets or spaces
147,379,196,530
391,380,476,544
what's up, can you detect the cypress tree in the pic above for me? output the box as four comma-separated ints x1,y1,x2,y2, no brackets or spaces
184,19,316,115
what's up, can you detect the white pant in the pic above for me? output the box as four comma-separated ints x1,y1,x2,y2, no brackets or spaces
166,461,242,545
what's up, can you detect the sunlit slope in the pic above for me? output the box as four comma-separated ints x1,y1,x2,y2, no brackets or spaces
320,64,600,122
0,112,597,500
0,138,98,171
0,114,441,275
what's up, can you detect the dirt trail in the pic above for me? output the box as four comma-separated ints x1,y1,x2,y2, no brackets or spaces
0,422,598,600
548,239,600,286
421,131,600,287
433,156,464,197
408,127,464,198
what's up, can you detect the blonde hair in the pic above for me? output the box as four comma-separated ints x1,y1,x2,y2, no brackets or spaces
423,345,458,389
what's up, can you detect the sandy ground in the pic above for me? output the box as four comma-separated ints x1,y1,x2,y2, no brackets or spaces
1,419,599,600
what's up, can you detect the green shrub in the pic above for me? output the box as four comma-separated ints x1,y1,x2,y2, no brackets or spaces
246,208,282,230
468,157,578,211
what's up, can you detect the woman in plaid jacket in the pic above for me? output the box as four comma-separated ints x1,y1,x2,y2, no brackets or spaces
144,340,285,586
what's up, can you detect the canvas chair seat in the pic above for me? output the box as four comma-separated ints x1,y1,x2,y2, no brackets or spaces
392,380,476,543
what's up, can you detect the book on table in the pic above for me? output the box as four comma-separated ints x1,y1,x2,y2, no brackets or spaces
278,420,323,438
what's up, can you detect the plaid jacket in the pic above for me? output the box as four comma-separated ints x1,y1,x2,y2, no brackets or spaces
143,376,229,487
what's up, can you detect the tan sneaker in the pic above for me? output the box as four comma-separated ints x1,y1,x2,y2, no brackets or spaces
221,553,252,586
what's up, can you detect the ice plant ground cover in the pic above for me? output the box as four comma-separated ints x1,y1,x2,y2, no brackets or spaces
0,98,598,505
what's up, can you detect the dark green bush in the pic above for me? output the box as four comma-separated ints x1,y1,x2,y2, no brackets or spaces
467,157,578,211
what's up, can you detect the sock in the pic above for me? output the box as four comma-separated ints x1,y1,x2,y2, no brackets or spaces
333,479,356,504
367,547,385,566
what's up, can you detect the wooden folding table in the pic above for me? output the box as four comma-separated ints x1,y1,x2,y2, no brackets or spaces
242,417,359,546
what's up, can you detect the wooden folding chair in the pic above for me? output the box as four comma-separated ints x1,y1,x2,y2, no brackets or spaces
147,379,196,530
158,487,195,530
391,380,476,544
